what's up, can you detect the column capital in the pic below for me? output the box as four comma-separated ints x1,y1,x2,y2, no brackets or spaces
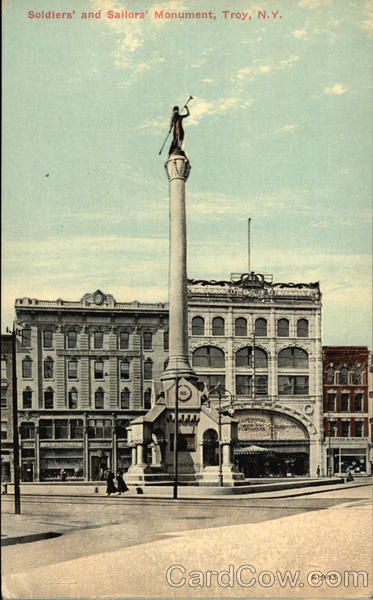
165,154,191,182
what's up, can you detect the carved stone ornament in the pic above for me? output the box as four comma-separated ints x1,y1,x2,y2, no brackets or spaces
165,155,191,182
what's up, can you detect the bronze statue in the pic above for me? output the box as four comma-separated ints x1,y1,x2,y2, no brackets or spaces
159,96,193,156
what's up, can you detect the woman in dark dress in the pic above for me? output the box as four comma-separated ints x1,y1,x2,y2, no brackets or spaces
106,470,117,495
117,471,129,495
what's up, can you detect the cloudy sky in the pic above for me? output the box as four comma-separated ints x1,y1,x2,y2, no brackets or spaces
2,0,372,345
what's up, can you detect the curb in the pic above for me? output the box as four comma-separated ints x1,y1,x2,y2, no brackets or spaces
1,531,62,547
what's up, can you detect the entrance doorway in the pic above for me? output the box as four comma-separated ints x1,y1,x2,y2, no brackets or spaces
90,452,110,481
21,461,34,482
203,429,219,466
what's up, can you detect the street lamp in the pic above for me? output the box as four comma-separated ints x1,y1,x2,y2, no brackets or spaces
207,383,234,487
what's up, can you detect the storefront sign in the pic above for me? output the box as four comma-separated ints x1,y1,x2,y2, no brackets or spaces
40,442,83,448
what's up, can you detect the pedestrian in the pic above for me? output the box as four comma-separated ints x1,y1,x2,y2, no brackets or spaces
346,468,354,483
116,470,129,495
59,468,67,481
316,465,320,477
106,470,118,495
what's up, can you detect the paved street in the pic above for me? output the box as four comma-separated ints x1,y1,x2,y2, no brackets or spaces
2,483,372,598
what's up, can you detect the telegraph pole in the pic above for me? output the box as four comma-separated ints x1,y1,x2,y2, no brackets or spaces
6,325,21,514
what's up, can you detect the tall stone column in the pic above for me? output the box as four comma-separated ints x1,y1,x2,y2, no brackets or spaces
161,153,196,382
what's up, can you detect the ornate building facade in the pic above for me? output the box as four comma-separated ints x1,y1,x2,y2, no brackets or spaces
187,273,323,477
14,291,169,481
14,275,323,481
323,346,370,476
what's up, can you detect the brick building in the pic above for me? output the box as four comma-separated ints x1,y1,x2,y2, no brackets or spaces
323,346,370,475
1,334,14,481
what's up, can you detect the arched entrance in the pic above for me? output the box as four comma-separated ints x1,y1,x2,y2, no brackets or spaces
234,410,310,477
203,429,219,466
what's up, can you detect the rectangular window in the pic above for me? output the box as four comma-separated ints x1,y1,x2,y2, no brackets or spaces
22,359,32,379
255,375,268,396
20,422,35,439
341,421,350,437
104,419,112,438
278,376,309,395
22,328,31,348
163,331,169,352
95,390,104,409
341,393,349,411
67,331,77,349
236,375,252,396
68,390,77,409
116,419,128,440
199,374,226,392
68,361,78,379
327,393,336,411
70,419,83,439
327,421,337,437
1,421,7,440
354,394,363,412
355,422,364,437
1,359,7,379
44,391,54,409
170,433,196,452
1,387,7,408
55,419,69,439
120,361,130,380
43,330,53,348
94,331,103,349
94,361,104,379
143,332,152,350
119,331,129,350
87,419,111,438
22,390,32,409
39,419,53,439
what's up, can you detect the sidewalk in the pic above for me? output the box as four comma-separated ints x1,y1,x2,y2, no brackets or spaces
1,514,68,547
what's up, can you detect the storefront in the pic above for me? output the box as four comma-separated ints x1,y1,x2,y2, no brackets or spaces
327,446,369,475
234,409,311,477
39,443,84,480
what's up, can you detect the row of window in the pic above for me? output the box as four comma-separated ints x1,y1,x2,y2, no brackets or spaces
325,420,365,438
326,392,364,412
199,375,309,396
21,329,167,351
326,366,364,385
19,418,130,440
191,317,309,337
21,357,154,381
21,387,152,410
192,346,309,369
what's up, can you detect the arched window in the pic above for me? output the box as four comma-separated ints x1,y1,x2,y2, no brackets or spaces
95,388,104,409
255,347,268,368
144,358,153,380
121,388,130,409
278,347,309,368
277,319,289,337
235,318,247,337
212,317,225,336
326,366,335,384
255,318,267,337
43,358,53,379
297,319,309,337
68,388,78,409
144,388,151,409
192,317,204,336
352,366,362,385
22,356,32,378
192,346,225,368
235,347,252,367
203,429,218,466
339,366,349,385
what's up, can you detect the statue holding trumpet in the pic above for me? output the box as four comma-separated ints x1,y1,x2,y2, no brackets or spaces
159,96,193,156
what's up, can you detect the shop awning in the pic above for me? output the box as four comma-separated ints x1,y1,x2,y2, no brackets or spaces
234,445,271,455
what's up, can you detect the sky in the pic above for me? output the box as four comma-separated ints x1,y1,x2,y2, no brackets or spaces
2,0,372,346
